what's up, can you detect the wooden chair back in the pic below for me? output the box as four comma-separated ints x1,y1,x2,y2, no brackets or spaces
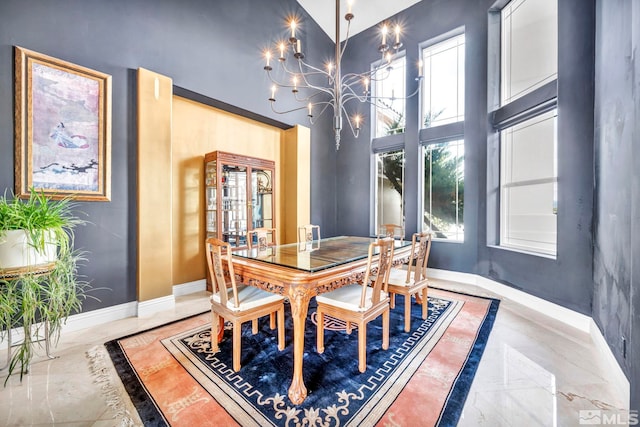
298,224,320,243
404,231,432,284
359,238,395,308
247,227,277,250
378,223,405,240
205,237,240,308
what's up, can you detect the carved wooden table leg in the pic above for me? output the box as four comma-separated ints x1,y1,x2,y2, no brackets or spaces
287,285,313,405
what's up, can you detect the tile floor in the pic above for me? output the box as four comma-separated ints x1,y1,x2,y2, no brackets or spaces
0,279,630,426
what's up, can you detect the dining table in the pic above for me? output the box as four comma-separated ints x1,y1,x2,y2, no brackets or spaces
230,235,412,405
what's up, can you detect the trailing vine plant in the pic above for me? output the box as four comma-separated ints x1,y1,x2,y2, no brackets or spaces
0,189,91,385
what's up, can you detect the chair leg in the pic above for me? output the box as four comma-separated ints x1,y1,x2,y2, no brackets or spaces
390,292,396,309
252,318,258,334
270,312,276,329
358,321,367,373
316,308,325,354
277,307,285,351
382,309,389,350
346,321,352,335
404,294,411,332
233,321,242,372
211,312,220,352
415,292,423,305
421,288,428,319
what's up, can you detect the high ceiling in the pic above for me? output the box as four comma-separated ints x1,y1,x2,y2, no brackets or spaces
295,0,422,42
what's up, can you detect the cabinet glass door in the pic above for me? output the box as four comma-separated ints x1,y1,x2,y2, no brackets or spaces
205,160,217,238
252,169,273,229
222,164,247,247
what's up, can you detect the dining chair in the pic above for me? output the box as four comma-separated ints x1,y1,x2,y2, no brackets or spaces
298,224,320,243
378,223,405,240
247,227,277,250
386,231,432,332
206,237,285,372
315,238,395,373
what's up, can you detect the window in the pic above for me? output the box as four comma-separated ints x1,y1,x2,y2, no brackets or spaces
373,55,406,137
375,150,405,231
493,0,558,256
501,0,557,105
423,140,464,241
422,33,465,128
419,31,465,241
500,110,557,255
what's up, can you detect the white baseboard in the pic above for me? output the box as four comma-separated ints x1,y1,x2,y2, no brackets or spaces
0,283,206,346
173,279,206,296
475,275,592,333
137,294,175,317
62,301,138,334
427,267,629,403
590,321,630,406
428,268,591,332
427,268,477,286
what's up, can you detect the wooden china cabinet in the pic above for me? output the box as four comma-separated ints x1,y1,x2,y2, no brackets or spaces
204,150,276,252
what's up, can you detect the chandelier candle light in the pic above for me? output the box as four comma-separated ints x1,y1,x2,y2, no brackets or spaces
263,0,422,150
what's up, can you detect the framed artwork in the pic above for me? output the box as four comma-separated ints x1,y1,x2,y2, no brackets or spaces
14,46,112,201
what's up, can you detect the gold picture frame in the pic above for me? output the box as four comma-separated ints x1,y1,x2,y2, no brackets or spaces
14,46,112,201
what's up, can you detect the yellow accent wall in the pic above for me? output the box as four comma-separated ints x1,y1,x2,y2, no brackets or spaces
137,68,173,302
137,76,311,293
281,126,311,244
171,96,284,285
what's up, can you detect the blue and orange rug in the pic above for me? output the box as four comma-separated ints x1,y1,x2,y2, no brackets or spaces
103,287,499,426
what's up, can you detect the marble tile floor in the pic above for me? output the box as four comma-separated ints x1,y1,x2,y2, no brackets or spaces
0,279,629,426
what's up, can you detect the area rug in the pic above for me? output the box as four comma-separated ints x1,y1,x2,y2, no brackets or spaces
100,287,499,427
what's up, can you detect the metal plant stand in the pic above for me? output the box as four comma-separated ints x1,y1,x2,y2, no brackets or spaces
0,264,58,373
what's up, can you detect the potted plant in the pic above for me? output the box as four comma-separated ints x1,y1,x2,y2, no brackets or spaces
0,189,88,384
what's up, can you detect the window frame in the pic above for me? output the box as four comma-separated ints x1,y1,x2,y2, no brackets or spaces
371,51,408,139
488,0,558,258
420,137,465,242
373,149,406,235
417,28,466,242
420,31,466,130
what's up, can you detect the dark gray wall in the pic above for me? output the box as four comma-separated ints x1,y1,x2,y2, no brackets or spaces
0,0,337,311
594,0,639,408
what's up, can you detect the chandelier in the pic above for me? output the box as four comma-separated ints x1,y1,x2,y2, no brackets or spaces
263,0,422,150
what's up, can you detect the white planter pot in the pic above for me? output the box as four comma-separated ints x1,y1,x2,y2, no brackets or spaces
0,229,58,271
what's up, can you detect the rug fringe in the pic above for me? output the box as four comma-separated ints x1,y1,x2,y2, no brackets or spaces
86,345,138,427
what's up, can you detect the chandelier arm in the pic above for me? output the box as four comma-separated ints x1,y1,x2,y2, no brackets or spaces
342,70,375,80
341,81,369,101
293,89,330,103
297,75,334,96
293,56,331,77
270,102,313,115
280,58,327,78
369,57,395,77
265,69,301,91
289,61,335,96
405,81,423,99
340,102,360,139
342,91,368,104
275,58,333,96
315,101,334,118
278,63,331,94
338,19,353,63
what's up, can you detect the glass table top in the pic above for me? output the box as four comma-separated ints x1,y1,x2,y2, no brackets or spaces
232,236,411,273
